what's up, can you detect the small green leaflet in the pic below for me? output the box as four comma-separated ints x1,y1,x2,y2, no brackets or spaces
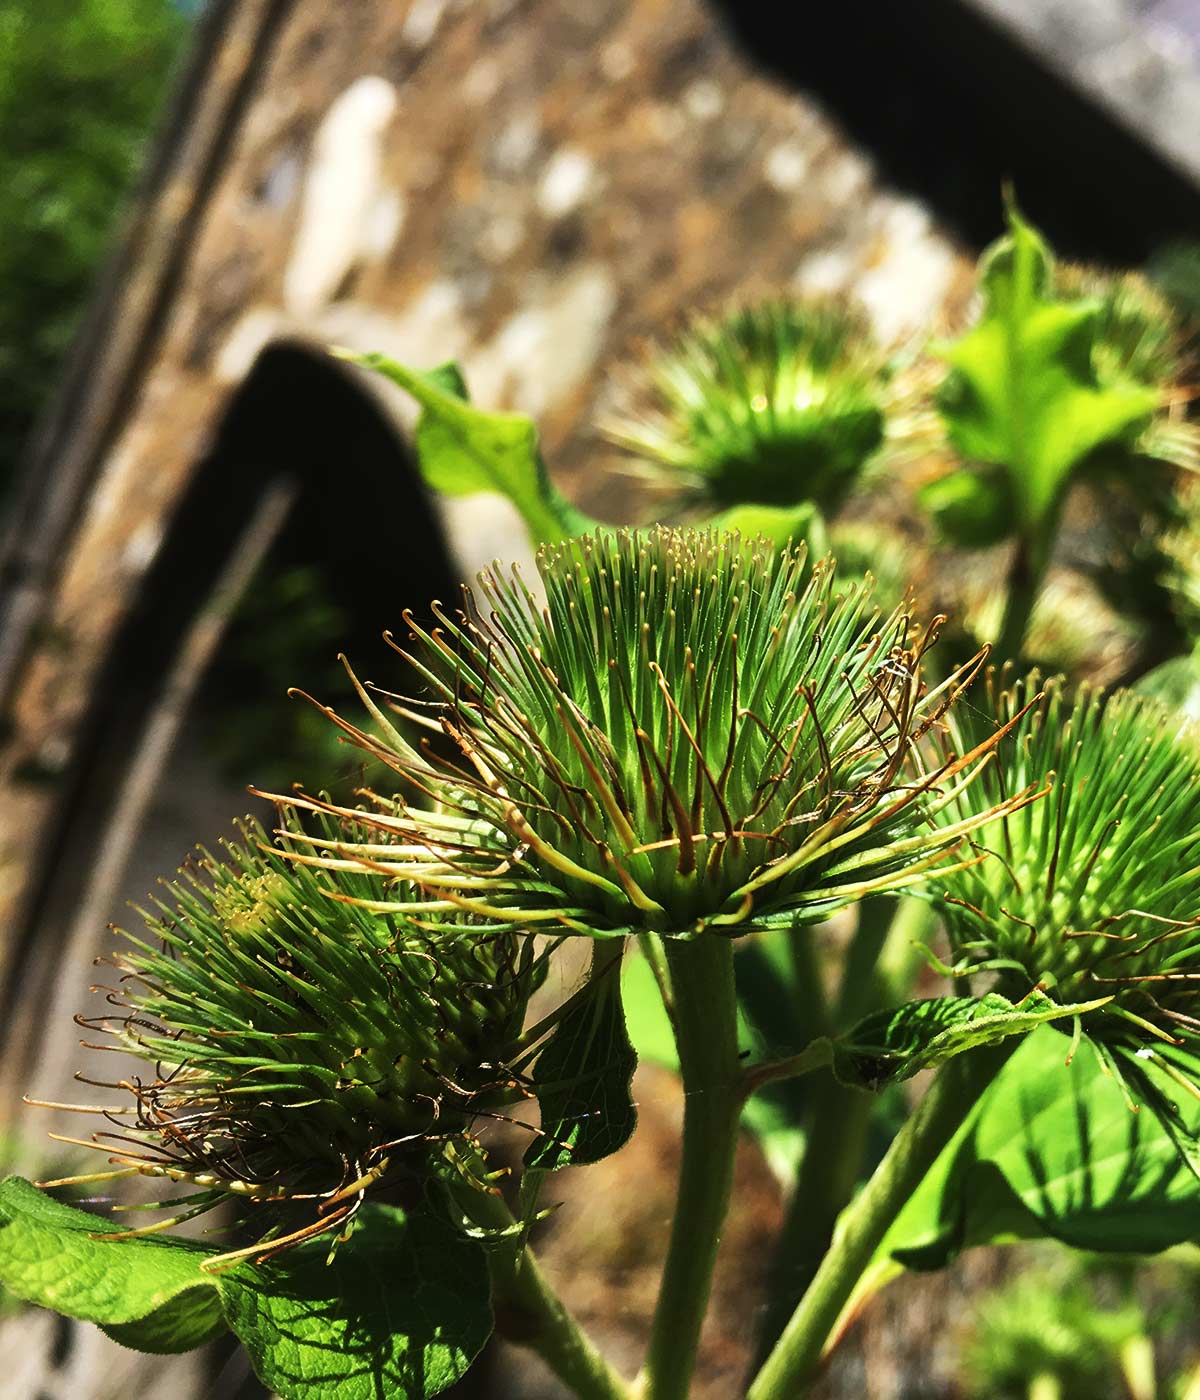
339,349,598,544
932,204,1157,540
831,991,1109,1091
879,1026,1200,1273
0,1179,491,1398
221,1204,492,1400
1136,652,1200,722
0,1177,224,1353
708,501,825,554
527,966,638,1171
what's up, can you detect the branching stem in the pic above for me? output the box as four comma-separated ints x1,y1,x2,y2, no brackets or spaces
747,1041,1016,1399
457,1165,633,1400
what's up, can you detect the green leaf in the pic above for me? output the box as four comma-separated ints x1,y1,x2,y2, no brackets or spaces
1136,652,1200,721
340,350,599,544
707,501,824,553
832,991,1109,1091
0,1180,491,1396
1117,1048,1200,1186
935,205,1158,535
526,967,638,1170
880,1027,1200,1272
917,467,1015,547
620,941,679,1073
218,1204,491,1400
0,1177,225,1353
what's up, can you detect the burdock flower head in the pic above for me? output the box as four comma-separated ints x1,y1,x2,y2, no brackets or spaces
931,669,1200,1110
47,818,542,1264
287,528,1019,940
607,299,886,513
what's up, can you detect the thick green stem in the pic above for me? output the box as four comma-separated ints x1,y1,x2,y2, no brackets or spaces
747,1041,1016,1399
995,518,1058,666
459,1169,632,1400
638,936,742,1400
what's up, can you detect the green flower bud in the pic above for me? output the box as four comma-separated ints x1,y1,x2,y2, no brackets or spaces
607,299,886,512
56,817,541,1261
289,528,1016,939
932,670,1200,1059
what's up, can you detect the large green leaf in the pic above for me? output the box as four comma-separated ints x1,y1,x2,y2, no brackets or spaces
219,1204,492,1400
880,1027,1200,1272
620,941,679,1072
341,350,598,544
0,1179,491,1397
526,968,638,1171
832,992,1108,1091
935,206,1157,537
0,1176,224,1353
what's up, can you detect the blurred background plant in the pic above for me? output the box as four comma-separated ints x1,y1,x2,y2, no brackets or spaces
607,299,886,518
0,0,189,511
960,1249,1153,1400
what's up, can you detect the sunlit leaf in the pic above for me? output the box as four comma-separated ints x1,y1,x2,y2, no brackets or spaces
880,1027,1200,1272
0,1177,224,1354
340,350,597,543
708,501,824,553
832,992,1107,1091
934,205,1157,541
219,1204,492,1400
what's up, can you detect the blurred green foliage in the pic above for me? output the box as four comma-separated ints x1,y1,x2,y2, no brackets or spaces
0,0,188,504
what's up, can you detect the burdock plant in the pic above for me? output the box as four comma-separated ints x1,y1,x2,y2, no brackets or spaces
275,526,1027,1400
930,670,1200,1147
608,299,887,517
10,526,1200,1400
284,528,1003,942
43,817,546,1266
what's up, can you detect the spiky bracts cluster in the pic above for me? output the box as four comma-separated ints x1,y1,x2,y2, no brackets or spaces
286,529,1023,939
932,670,1200,1079
1161,475,1200,644
1057,265,1198,472
54,818,541,1265
607,299,886,512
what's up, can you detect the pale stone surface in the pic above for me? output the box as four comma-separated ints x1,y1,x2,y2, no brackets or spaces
974,0,1200,182
282,76,399,316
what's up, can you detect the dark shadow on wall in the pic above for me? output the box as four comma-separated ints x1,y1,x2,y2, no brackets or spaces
710,0,1200,263
3,337,458,1105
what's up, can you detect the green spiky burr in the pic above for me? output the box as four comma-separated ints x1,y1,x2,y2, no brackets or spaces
931,669,1200,1062
288,528,1016,940
55,816,542,1263
608,299,886,513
